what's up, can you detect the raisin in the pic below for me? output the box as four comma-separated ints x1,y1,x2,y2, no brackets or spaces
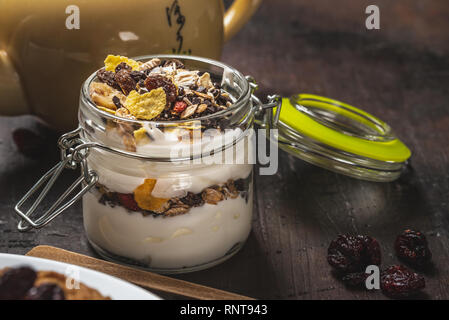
144,75,177,103
327,235,381,273
97,69,120,89
0,266,37,300
112,96,123,109
381,265,425,299
115,62,132,73
395,229,432,268
129,70,147,83
25,283,65,300
341,272,369,288
180,192,204,207
114,69,136,95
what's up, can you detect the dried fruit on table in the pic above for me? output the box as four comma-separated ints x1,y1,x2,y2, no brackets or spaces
104,55,140,72
134,179,169,213
124,88,166,120
90,82,126,111
380,265,425,299
395,229,432,268
144,75,177,103
327,234,381,273
341,272,369,288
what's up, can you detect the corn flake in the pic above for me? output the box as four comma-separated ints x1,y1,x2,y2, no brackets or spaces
133,127,152,145
134,179,169,213
104,55,140,72
124,88,166,120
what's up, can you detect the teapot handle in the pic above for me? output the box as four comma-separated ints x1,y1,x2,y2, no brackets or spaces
224,0,262,42
0,50,29,116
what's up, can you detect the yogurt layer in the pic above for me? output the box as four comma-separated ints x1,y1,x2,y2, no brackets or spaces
83,188,253,270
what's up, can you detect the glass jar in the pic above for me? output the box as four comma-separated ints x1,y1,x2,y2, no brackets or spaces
17,55,256,274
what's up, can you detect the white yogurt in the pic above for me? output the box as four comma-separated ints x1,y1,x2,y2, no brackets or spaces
82,126,254,271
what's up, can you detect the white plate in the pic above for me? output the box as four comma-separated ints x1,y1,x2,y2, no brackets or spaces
0,253,160,300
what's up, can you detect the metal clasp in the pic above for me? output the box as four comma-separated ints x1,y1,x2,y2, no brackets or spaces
245,75,283,130
15,127,98,232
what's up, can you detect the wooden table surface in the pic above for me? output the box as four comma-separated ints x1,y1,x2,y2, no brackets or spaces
1,0,448,299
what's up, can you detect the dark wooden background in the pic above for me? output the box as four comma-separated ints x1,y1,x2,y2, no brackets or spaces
1,0,448,299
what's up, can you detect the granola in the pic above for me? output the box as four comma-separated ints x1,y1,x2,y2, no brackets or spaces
95,172,252,217
91,55,233,123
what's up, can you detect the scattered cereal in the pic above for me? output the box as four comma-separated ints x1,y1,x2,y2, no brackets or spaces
104,55,140,72
124,88,166,120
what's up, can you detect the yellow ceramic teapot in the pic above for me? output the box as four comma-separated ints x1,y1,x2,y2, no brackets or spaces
0,0,261,131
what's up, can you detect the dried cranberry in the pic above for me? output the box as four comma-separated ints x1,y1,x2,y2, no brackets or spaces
381,265,425,299
144,75,177,103
25,283,65,300
114,69,136,95
395,229,432,268
0,266,37,300
341,272,369,288
327,235,381,273
117,193,140,211
115,62,132,73
173,101,187,113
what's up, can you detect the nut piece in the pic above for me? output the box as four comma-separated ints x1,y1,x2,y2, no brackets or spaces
139,58,161,71
197,72,213,89
165,206,189,216
196,103,207,114
181,104,198,119
90,82,126,110
202,188,224,205
115,107,136,119
173,70,199,88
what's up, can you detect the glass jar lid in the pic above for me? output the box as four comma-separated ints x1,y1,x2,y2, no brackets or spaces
261,93,411,182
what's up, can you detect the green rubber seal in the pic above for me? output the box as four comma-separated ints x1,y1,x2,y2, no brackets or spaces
276,94,411,163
